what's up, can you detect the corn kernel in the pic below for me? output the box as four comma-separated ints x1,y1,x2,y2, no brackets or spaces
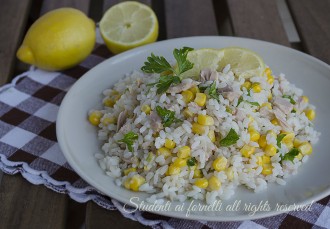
265,67,272,77
226,167,234,181
141,104,151,114
282,132,295,149
194,93,207,106
261,164,273,175
197,114,214,126
271,118,279,126
212,156,228,171
296,153,303,160
183,108,194,118
241,81,252,90
240,145,256,158
103,98,116,107
267,130,277,138
264,144,277,156
261,102,272,110
157,147,171,158
165,139,176,149
208,176,221,191
256,156,263,166
258,135,267,148
262,155,271,164
102,116,116,125
192,122,206,135
125,174,145,191
167,164,181,175
268,91,273,101
124,168,136,176
193,169,203,178
302,96,309,103
249,128,260,142
181,90,195,103
177,146,191,159
88,111,103,126
189,86,200,95
304,109,316,121
293,138,303,147
173,158,187,167
208,130,216,142
195,178,209,189
267,75,274,85
251,83,262,93
298,142,312,155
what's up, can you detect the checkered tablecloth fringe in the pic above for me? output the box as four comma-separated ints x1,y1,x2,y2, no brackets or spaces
0,43,329,229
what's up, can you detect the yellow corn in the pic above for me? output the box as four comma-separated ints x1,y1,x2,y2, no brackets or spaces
208,130,216,142
265,67,272,77
197,114,214,126
304,109,316,121
192,122,206,135
157,147,171,158
248,115,254,124
181,90,195,103
124,167,136,176
193,169,203,178
258,135,267,148
165,139,176,149
271,118,279,126
267,130,277,138
226,167,234,181
261,164,273,175
240,145,256,158
103,98,116,107
296,153,303,160
261,102,272,110
208,176,221,191
173,158,187,167
167,164,181,175
264,144,277,156
88,111,103,126
249,128,260,142
262,155,271,164
194,178,209,189
183,108,194,118
177,146,191,159
212,156,228,171
194,93,207,106
241,81,252,90
124,174,145,191
268,91,273,101
267,75,274,85
293,138,303,147
251,83,262,93
141,104,151,114
302,96,309,103
256,156,263,166
102,116,116,125
298,142,312,155
282,132,295,149
189,86,200,95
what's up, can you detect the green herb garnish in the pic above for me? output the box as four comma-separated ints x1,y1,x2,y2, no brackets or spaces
283,95,296,105
220,128,240,147
118,131,138,152
207,81,220,101
276,133,287,148
281,148,300,162
237,96,259,107
246,101,260,106
142,47,194,94
156,105,181,127
187,157,197,166
237,96,244,106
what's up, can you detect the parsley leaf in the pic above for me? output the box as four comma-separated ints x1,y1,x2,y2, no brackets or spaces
220,128,240,147
237,96,244,106
141,53,172,74
118,131,138,152
207,81,220,101
276,133,287,148
281,148,300,162
156,106,181,127
283,95,296,105
246,101,260,106
173,47,194,75
187,157,197,166
149,76,181,94
237,96,259,107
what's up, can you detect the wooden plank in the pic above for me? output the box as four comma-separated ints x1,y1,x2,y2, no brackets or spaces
0,0,31,85
0,174,68,228
226,0,290,46
287,0,330,64
164,0,218,38
40,0,91,15
103,0,151,13
86,201,149,229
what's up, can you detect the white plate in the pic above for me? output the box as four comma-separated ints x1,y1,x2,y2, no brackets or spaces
57,36,330,221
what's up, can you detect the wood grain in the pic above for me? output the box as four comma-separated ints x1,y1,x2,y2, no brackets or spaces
287,0,330,64
40,0,91,14
226,0,290,46
164,0,218,38
0,174,68,228
0,0,31,85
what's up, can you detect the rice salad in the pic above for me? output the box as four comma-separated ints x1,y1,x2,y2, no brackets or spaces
88,47,320,204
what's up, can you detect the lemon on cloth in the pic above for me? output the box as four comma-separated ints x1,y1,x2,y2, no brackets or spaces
16,8,96,71
218,47,265,78
100,1,158,54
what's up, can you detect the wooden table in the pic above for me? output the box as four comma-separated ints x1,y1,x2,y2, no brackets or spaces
0,0,329,228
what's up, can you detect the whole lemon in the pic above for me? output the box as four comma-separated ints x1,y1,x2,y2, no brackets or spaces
17,8,96,71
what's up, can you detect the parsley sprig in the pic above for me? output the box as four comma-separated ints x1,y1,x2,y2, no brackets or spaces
220,128,240,147
156,106,181,127
283,95,296,105
118,131,138,152
281,148,300,162
207,81,220,102
142,47,194,94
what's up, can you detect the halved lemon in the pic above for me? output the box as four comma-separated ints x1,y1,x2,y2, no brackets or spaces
100,1,158,54
180,48,224,79
218,47,265,78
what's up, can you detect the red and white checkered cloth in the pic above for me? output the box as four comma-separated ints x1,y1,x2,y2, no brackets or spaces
0,43,329,229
